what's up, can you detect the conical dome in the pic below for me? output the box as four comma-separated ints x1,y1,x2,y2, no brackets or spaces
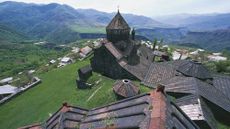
106,10,131,43
176,60,212,79
106,10,130,30
113,79,139,98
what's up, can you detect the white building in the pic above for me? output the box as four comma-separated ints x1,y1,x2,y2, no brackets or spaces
189,49,205,56
28,70,35,74
71,47,80,53
172,51,188,60
93,41,101,48
162,45,169,48
212,52,222,56
0,77,13,84
61,57,72,64
197,49,205,52
208,55,227,62
49,60,56,64
58,57,72,67
79,53,86,58
0,85,18,96
34,41,46,45
190,50,199,55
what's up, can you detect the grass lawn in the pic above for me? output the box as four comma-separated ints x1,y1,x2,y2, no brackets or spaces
0,58,150,129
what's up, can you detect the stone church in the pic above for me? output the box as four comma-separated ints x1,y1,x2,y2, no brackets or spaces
90,10,154,80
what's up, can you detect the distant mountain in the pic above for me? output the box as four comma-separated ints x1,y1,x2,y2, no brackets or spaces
0,1,166,43
0,24,27,43
179,29,230,51
156,13,230,31
136,27,188,42
136,27,230,52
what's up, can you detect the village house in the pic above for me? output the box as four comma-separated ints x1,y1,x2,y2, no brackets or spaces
49,59,56,64
172,50,188,60
190,49,205,56
0,77,13,84
208,55,227,61
58,57,72,67
208,53,227,62
77,65,93,89
71,47,80,53
79,46,92,58
0,84,18,100
93,41,101,48
28,70,35,74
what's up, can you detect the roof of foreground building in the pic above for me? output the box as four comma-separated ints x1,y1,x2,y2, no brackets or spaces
160,76,230,112
175,95,217,129
18,88,200,129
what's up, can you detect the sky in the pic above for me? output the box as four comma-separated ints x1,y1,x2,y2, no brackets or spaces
1,0,230,17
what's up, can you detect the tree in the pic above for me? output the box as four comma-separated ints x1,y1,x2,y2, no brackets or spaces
160,38,164,44
153,38,157,51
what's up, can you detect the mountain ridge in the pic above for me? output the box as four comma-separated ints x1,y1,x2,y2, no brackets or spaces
156,13,230,31
0,1,166,43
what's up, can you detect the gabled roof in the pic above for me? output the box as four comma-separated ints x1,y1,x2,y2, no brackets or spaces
104,42,123,60
141,60,189,88
175,95,217,129
213,74,230,100
122,57,150,80
142,62,177,87
106,10,130,30
45,104,89,129
113,79,139,98
80,46,92,55
176,60,212,79
160,76,230,112
0,85,18,95
102,41,150,80
78,65,92,74
160,76,206,94
19,89,200,129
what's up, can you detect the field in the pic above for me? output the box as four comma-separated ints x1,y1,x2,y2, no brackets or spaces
0,42,69,78
69,24,106,34
0,57,150,129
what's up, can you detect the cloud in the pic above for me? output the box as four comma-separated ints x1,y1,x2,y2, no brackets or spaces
1,0,230,16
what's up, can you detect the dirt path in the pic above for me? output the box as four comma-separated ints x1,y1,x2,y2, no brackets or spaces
87,86,102,102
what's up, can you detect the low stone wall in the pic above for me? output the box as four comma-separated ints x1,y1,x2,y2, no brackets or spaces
0,77,41,105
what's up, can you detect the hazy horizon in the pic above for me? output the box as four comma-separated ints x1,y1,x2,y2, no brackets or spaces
0,0,230,17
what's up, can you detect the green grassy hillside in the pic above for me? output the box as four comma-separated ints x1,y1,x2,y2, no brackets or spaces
0,43,68,78
0,57,150,129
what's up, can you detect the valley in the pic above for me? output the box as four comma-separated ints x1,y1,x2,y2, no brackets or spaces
1,1,230,52
1,1,230,129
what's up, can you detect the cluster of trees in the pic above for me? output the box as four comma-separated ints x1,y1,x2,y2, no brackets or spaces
0,42,68,79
